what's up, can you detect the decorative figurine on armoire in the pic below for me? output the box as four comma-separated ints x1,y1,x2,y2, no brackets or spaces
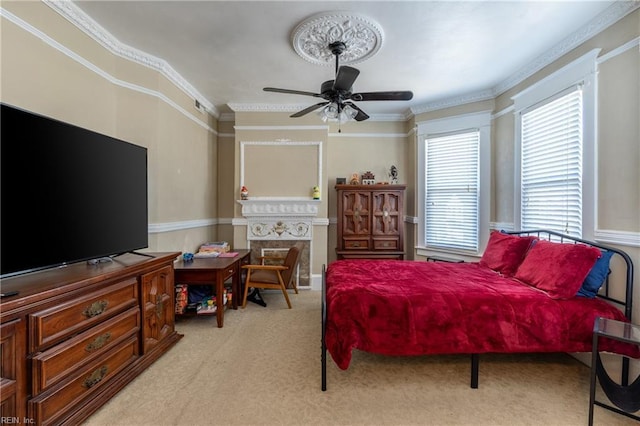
389,165,398,184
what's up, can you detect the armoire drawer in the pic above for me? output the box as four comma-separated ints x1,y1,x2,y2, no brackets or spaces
31,307,140,395
29,278,138,353
373,239,399,250
28,335,140,426
344,239,370,250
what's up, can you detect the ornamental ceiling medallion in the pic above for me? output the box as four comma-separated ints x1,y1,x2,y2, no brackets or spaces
291,12,384,66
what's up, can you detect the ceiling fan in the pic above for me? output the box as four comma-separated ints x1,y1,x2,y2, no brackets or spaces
263,41,413,122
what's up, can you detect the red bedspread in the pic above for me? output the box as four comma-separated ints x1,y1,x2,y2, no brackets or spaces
325,259,638,370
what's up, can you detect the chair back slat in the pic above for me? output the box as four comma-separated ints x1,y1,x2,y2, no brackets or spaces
281,246,301,287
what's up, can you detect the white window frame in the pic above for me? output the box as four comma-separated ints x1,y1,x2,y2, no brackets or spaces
416,111,491,257
512,49,599,240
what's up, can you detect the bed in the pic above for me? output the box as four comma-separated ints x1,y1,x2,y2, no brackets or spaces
321,230,639,390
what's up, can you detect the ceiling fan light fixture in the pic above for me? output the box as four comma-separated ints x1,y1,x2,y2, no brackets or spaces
343,104,358,120
318,103,338,122
319,103,358,124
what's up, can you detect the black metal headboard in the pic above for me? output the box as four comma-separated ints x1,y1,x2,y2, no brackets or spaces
505,229,634,322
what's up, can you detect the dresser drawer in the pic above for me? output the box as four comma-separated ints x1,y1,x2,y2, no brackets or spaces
31,307,140,395
28,336,139,426
29,278,138,353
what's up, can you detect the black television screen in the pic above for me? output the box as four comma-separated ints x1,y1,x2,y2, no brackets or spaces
1,103,148,278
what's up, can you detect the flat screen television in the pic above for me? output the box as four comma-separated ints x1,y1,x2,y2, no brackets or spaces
1,103,149,278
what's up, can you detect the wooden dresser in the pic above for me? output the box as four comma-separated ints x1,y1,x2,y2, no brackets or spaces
335,184,405,260
0,252,182,425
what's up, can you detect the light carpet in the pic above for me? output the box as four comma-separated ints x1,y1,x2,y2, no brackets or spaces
84,290,636,425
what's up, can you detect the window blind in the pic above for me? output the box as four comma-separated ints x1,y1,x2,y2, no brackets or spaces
520,88,583,237
425,130,479,251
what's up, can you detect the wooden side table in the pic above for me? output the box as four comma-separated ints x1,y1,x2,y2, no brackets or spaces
174,250,251,328
588,317,640,425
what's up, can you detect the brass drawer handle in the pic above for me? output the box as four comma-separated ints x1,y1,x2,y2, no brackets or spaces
83,300,108,318
83,366,108,388
353,243,360,247
85,333,111,352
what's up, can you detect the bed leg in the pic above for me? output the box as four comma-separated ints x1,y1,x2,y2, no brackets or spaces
321,264,327,391
471,354,479,389
321,344,327,391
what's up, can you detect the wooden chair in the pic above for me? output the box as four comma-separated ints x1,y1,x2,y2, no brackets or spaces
241,246,300,309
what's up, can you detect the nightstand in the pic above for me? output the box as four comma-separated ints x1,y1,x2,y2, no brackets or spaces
588,317,640,425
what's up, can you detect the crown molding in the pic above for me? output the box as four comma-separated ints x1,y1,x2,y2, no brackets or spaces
411,89,495,115
219,113,236,122
40,0,639,123
228,103,408,122
228,103,304,113
43,0,219,119
492,1,639,97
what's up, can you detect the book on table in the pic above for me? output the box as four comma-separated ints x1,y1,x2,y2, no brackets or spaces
218,252,238,257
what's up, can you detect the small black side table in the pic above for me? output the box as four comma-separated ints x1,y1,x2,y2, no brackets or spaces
588,317,640,425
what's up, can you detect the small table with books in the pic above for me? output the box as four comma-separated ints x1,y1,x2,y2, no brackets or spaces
174,249,251,328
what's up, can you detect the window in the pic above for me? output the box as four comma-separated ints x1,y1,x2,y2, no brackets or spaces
417,111,491,255
513,49,598,239
520,88,583,236
425,130,479,250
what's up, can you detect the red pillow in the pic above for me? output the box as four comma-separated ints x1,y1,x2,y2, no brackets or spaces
479,231,536,276
514,240,601,299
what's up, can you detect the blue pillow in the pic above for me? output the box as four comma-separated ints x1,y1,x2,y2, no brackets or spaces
577,250,614,298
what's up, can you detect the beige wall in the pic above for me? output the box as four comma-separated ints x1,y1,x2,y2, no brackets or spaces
1,1,219,256
489,10,640,324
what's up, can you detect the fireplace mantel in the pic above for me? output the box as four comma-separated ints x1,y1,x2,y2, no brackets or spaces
237,198,320,241
237,198,320,217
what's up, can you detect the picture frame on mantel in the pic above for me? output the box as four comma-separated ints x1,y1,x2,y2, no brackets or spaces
336,177,346,185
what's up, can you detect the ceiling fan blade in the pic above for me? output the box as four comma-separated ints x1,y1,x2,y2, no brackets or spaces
333,66,360,92
351,91,414,101
345,102,370,122
264,87,320,97
290,102,329,118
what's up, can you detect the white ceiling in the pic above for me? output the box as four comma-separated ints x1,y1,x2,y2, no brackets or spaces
70,1,635,119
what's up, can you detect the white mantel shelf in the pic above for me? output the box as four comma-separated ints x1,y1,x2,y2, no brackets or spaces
237,198,321,241
237,198,320,217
